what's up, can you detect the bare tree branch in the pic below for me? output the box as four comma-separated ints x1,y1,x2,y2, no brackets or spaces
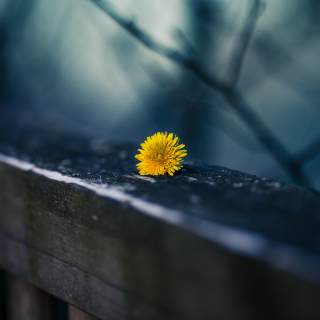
252,33,320,110
224,91,310,186
225,0,264,88
89,0,311,187
90,0,226,91
296,138,320,165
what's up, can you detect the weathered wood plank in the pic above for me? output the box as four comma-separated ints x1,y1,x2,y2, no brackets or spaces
69,305,100,320
0,130,320,319
8,274,55,320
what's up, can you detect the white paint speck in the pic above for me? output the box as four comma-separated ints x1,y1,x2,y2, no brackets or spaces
189,194,200,205
112,184,136,192
118,151,128,160
60,159,71,166
130,174,157,183
234,182,244,188
267,181,281,188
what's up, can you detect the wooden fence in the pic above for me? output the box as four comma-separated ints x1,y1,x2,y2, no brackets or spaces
0,128,320,319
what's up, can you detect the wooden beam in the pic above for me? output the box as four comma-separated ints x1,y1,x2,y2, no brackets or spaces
0,129,320,319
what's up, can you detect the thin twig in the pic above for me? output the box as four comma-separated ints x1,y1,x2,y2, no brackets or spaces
296,138,320,165
225,0,264,88
224,91,310,186
89,0,311,187
90,0,226,91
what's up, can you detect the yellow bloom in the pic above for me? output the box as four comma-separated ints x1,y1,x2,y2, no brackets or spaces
135,132,187,176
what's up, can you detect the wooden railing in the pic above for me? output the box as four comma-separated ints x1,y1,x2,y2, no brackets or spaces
0,128,320,319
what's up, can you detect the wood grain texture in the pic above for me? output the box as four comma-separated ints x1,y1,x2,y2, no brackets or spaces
0,130,320,320
8,274,55,320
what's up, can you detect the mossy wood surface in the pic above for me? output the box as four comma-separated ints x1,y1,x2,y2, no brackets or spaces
0,129,320,320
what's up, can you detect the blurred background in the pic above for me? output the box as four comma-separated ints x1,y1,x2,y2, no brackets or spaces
1,0,320,189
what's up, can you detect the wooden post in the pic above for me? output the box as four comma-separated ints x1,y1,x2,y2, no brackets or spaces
69,305,99,320
8,275,55,320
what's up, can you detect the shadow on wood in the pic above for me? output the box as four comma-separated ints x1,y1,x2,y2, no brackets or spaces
69,305,100,320
8,274,55,320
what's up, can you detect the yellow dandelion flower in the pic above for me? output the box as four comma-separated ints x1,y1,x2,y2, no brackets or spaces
135,132,187,176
